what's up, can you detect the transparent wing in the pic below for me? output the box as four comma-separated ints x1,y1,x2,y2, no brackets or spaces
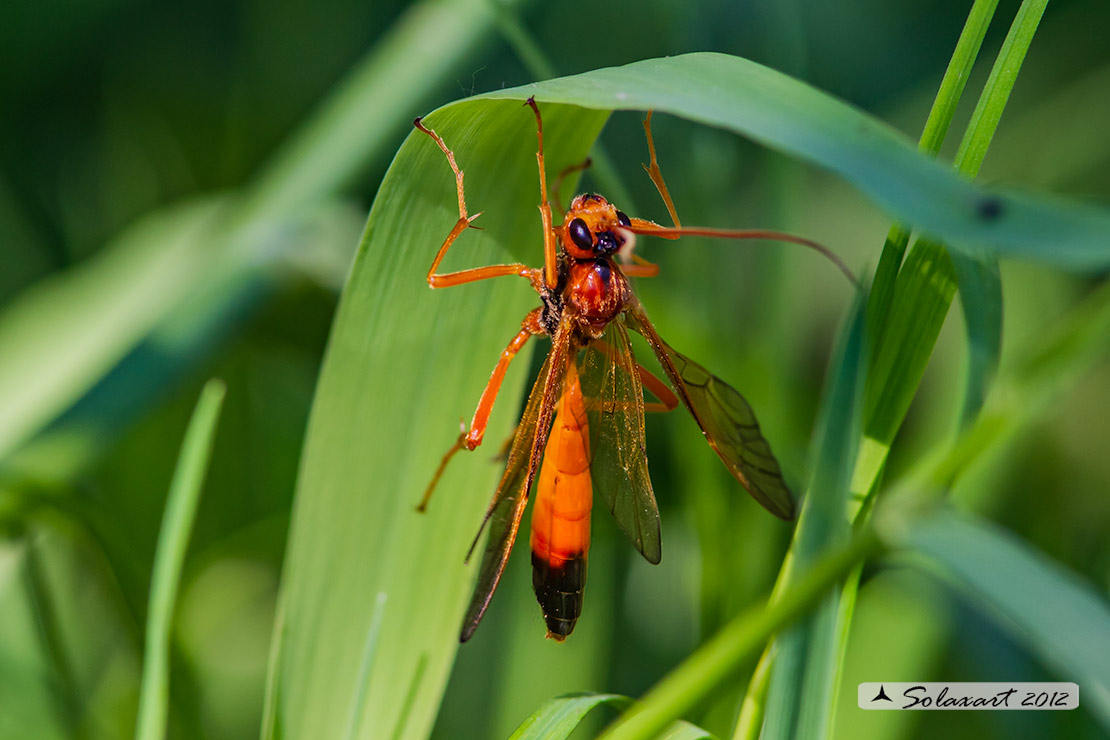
580,319,661,564
459,325,570,642
625,305,795,520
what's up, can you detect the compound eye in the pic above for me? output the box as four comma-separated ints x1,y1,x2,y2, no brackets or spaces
568,218,593,250
616,210,631,227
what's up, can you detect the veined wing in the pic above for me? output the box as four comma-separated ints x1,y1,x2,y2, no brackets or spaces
459,321,571,642
579,319,661,564
625,304,795,520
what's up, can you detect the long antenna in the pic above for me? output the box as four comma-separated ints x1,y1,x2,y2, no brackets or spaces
628,221,860,289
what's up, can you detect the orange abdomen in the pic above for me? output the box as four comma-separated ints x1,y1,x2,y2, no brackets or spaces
530,361,592,641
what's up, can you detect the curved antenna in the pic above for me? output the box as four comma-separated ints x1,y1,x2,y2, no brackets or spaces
627,219,860,289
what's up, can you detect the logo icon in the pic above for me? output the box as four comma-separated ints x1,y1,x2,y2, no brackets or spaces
872,685,893,702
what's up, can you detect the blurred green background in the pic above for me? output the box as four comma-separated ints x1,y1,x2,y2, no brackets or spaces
1,0,1107,738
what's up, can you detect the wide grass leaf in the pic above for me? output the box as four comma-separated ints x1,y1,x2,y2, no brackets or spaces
508,693,628,740
263,101,608,740
483,53,1110,269
891,510,1110,731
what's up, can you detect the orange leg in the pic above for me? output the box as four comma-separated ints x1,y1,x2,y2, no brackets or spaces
526,98,559,291
614,225,660,277
552,157,592,216
414,117,543,291
588,339,679,413
641,111,682,228
620,253,660,278
636,362,679,413
418,308,545,511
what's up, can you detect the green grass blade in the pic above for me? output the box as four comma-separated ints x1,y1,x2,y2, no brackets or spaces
846,284,1110,738
596,532,882,740
917,0,1002,158
0,200,228,463
758,2,1044,729
949,0,1049,428
838,286,1110,737
134,379,226,740
886,282,1110,501
762,292,867,740
657,721,714,740
839,289,1110,739
922,285,1110,499
341,593,388,740
886,510,1110,730
753,5,1000,734
863,241,957,446
858,0,1050,504
795,294,867,569
852,237,957,519
731,645,773,740
951,252,1002,427
508,693,627,740
953,0,1050,178
867,0,1000,341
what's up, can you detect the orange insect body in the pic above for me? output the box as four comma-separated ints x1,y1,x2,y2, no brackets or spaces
529,360,592,640
412,99,847,643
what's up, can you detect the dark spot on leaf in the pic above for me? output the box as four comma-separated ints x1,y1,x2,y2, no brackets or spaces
977,197,1003,221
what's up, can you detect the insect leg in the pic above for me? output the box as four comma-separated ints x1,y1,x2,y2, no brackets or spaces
586,337,677,412
526,98,559,291
417,308,545,511
414,117,542,290
641,111,682,228
551,157,592,216
620,254,661,278
613,224,660,277
636,362,679,413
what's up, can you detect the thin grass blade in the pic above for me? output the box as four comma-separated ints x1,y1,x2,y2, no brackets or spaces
595,532,881,740
867,0,1000,342
0,201,227,463
134,379,226,740
949,0,1049,428
762,291,867,740
857,0,1052,512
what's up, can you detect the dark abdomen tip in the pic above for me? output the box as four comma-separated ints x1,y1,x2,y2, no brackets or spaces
531,552,587,640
